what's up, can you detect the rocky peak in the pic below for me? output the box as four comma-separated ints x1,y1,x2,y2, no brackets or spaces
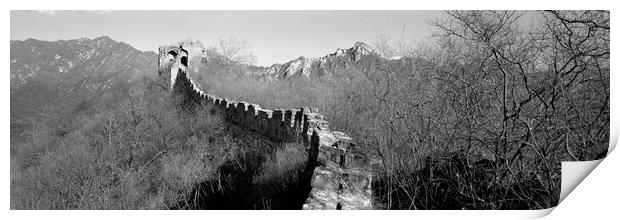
193,41,386,82
95,35,112,42
350,42,372,59
258,42,379,81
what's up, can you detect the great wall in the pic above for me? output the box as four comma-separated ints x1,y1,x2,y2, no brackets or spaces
158,45,374,210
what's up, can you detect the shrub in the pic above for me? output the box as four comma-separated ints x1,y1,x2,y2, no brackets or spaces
11,76,234,209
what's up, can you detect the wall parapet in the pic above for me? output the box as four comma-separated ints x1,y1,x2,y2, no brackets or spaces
159,45,372,210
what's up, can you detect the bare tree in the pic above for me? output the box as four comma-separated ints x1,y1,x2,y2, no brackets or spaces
372,32,398,59
422,10,609,208
360,10,608,210
213,36,257,65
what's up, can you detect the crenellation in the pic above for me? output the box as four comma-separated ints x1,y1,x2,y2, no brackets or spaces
284,110,294,127
302,114,311,143
221,100,228,117
235,102,246,126
294,110,304,141
282,110,296,141
160,45,373,210
229,102,238,121
227,101,236,121
272,110,284,140
272,109,284,120
247,104,258,131
257,110,273,137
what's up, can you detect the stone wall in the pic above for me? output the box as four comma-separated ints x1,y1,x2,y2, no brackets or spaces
159,45,373,210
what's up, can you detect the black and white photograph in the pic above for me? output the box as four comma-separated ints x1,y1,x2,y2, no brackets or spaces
6,2,615,217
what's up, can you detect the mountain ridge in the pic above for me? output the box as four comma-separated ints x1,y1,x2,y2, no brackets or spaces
10,36,387,134
259,41,378,81
10,36,157,136
189,40,385,82
11,35,156,88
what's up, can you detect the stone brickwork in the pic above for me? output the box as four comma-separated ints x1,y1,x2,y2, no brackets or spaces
159,45,373,210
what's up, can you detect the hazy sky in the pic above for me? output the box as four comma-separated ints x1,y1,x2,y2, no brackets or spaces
11,10,442,66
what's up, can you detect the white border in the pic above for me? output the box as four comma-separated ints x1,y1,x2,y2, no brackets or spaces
4,1,618,219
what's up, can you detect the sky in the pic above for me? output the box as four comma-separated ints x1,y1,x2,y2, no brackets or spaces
10,10,442,66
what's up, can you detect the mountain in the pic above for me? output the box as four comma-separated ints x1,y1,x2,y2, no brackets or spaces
261,42,377,81
10,36,157,137
195,41,384,82
10,38,385,137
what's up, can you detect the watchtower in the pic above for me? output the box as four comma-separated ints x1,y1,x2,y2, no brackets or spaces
158,45,189,90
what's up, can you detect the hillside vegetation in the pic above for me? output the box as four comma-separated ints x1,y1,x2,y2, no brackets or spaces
11,70,316,209
10,10,608,210
10,36,157,143
12,76,220,209
194,10,609,209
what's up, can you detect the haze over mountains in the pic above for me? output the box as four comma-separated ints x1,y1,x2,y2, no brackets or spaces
10,36,392,137
185,40,387,82
10,36,157,136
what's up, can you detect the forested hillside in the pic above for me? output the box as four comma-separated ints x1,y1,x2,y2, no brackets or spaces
10,10,609,210
191,10,609,209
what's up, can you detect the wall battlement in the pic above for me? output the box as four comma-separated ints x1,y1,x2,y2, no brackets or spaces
159,45,372,210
